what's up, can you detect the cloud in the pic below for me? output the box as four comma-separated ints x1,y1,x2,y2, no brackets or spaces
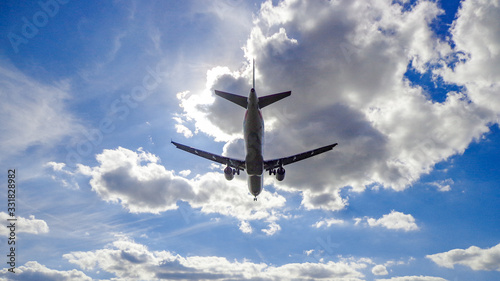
370,258,414,277
261,221,281,236
78,147,286,232
78,147,194,214
376,276,448,281
175,123,194,138
363,210,419,232
64,235,368,280
239,220,253,234
178,169,192,177
426,243,500,271
372,264,389,276
45,162,80,189
0,63,81,160
0,261,91,281
312,217,345,228
437,0,500,116
427,178,454,192
0,212,49,236
173,0,500,211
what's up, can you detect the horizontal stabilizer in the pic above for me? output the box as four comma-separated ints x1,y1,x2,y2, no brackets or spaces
214,90,248,108
258,91,291,108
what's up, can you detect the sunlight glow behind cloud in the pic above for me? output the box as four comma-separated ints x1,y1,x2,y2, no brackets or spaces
2,0,499,280
174,0,499,212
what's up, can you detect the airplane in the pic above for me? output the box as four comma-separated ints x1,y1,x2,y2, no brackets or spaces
172,62,337,201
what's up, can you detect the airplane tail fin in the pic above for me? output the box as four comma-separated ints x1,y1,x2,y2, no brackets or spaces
214,59,290,109
253,58,255,89
214,90,248,108
258,91,291,108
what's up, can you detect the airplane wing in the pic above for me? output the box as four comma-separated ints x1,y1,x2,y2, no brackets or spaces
264,143,338,171
171,141,246,171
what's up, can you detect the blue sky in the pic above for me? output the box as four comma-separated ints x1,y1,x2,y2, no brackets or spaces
0,0,499,280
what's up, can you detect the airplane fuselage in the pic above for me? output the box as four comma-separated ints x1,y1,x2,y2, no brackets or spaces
244,88,264,197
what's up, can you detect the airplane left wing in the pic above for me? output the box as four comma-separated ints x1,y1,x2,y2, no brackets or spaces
264,143,338,171
171,141,246,171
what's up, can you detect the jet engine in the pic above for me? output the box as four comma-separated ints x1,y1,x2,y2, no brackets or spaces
224,166,234,181
276,167,285,181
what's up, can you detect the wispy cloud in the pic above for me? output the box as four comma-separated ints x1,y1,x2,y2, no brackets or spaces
312,217,345,228
376,276,448,281
427,178,454,192
0,63,81,160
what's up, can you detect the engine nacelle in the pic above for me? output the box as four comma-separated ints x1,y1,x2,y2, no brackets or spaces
224,166,234,181
276,167,285,181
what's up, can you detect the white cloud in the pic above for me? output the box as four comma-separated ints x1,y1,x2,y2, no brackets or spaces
0,63,81,160
178,169,192,177
261,221,281,236
0,261,92,281
428,178,454,192
437,0,500,116
376,276,448,281
0,212,49,236
304,249,314,256
384,258,412,268
364,211,419,232
372,264,389,276
239,220,253,234
426,243,500,271
175,123,194,138
312,217,345,228
174,67,247,142
78,147,286,233
45,161,80,189
64,235,368,280
46,161,66,171
78,147,194,214
301,189,348,211
173,0,500,211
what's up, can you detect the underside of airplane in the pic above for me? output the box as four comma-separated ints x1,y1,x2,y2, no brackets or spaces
172,62,337,200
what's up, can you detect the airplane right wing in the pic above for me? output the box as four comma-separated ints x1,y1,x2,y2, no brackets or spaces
264,143,338,171
171,141,246,171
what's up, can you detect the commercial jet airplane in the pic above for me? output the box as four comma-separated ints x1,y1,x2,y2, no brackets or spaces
172,62,337,201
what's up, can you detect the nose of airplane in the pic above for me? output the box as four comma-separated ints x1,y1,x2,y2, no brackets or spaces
248,175,262,196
